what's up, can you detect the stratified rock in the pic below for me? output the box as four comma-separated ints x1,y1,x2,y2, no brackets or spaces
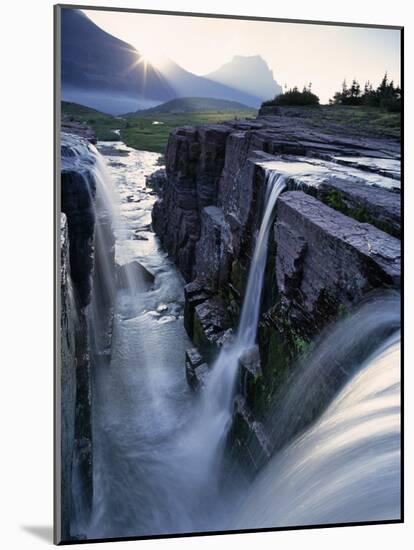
195,206,231,290
61,117,97,144
185,348,209,390
153,109,401,473
183,279,213,339
274,191,401,337
152,125,232,280
317,177,401,238
193,297,233,361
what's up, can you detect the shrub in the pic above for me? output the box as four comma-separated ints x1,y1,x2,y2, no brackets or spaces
263,85,319,107
331,73,401,112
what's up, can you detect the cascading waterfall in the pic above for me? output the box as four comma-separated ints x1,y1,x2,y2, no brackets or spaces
203,173,287,429
233,327,401,528
180,172,287,490
63,135,400,539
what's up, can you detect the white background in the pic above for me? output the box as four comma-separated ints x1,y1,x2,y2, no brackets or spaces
0,0,411,548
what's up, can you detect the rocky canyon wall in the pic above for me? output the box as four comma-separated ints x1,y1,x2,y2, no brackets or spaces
59,131,114,540
152,108,401,470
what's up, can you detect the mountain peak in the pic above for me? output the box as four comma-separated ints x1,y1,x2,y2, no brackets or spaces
206,55,282,101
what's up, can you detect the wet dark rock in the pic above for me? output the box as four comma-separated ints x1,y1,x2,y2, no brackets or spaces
61,170,96,308
239,345,261,377
185,347,209,390
193,297,233,362
153,110,399,294
146,168,167,194
227,395,272,473
183,279,213,338
152,124,232,280
132,231,149,241
116,261,155,292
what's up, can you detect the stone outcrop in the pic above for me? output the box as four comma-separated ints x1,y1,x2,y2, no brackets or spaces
145,168,166,194
151,109,401,469
62,116,97,144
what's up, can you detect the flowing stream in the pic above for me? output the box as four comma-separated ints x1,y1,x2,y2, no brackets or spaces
69,139,400,539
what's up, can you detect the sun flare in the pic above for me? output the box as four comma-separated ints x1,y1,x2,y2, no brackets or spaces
137,45,167,69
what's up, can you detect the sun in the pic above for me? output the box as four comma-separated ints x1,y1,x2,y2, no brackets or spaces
137,45,167,69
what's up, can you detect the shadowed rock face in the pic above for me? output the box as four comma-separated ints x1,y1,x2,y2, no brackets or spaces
274,191,400,337
152,109,401,465
61,170,96,308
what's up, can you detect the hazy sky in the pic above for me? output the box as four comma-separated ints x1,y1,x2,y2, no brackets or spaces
83,9,401,103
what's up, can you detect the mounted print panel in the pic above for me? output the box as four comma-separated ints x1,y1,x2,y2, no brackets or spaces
54,4,403,544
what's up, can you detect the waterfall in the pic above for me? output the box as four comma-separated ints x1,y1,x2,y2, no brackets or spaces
62,135,400,539
62,133,147,537
233,326,400,528
180,172,287,495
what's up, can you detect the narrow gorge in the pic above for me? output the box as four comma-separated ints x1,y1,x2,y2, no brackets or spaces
60,106,401,541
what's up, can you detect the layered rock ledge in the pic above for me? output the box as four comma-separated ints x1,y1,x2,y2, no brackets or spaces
151,110,401,469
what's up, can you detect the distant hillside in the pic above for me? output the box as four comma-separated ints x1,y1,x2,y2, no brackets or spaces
206,55,283,101
60,100,256,153
128,97,255,116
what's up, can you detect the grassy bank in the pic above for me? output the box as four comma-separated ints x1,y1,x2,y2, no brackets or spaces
61,101,400,153
61,101,256,153
298,105,401,140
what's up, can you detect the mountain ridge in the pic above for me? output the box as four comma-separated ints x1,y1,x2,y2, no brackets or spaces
61,9,269,114
206,54,283,101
